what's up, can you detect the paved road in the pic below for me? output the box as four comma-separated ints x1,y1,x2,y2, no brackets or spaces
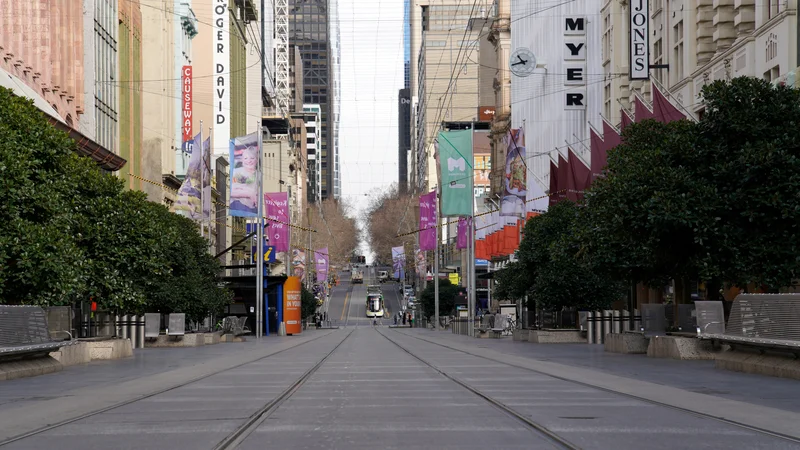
328,270,405,328
2,325,800,449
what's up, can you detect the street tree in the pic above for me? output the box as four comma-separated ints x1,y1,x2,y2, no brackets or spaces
364,184,418,266
307,199,359,273
419,278,460,319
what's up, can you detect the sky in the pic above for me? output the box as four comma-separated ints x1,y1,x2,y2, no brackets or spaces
338,0,405,217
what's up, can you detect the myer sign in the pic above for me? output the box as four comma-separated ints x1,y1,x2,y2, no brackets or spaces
564,17,586,110
213,0,230,155
629,0,650,80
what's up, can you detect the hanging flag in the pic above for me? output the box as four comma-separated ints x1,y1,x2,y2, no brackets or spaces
589,127,606,182
652,85,686,123
419,190,437,250
229,132,260,218
202,137,212,220
391,246,405,280
457,216,472,249
549,160,559,207
264,192,289,252
292,248,306,281
414,246,426,275
567,149,590,202
634,96,656,122
620,109,634,131
438,130,473,216
175,132,203,220
315,248,329,283
501,129,526,217
557,153,570,203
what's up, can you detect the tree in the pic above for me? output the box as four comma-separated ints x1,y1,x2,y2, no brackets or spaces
419,278,461,319
492,261,530,302
582,119,718,293
306,199,359,273
300,283,317,321
363,184,419,268
697,77,800,290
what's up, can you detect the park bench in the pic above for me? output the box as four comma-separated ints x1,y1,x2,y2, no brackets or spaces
475,314,504,338
698,294,800,356
222,316,250,336
144,313,187,338
0,305,76,361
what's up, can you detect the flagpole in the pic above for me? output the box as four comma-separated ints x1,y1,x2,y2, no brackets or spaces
434,187,440,331
256,121,264,339
208,125,213,244
469,195,476,338
199,120,205,241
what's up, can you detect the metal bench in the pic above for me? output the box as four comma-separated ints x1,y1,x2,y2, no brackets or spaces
0,305,76,361
221,316,250,336
699,294,800,355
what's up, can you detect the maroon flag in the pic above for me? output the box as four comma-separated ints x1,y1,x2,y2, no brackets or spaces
590,127,606,181
568,149,590,201
603,119,621,150
549,160,559,206
652,85,686,123
620,109,634,131
635,96,656,122
557,153,570,203
457,216,472,249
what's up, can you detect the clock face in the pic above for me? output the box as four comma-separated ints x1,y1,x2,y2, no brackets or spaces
509,48,536,77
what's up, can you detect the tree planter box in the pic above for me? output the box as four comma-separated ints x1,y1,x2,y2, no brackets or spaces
715,350,800,380
145,333,205,348
647,336,721,360
604,333,649,354
513,329,530,341
528,329,585,344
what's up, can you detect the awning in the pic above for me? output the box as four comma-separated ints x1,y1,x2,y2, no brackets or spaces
1,68,126,172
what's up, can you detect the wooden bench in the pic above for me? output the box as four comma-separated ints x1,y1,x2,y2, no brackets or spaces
698,294,800,356
0,305,76,361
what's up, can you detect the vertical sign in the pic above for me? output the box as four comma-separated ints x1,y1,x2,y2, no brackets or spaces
181,66,192,142
564,17,587,110
283,276,302,335
213,0,230,155
264,192,289,252
418,190,436,251
629,0,650,80
438,130,474,216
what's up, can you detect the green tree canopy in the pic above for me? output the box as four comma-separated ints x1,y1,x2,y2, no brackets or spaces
420,278,461,319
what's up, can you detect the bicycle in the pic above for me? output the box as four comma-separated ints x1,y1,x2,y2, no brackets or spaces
503,317,517,336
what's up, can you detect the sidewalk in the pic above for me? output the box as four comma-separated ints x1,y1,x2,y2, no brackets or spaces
0,333,318,412
405,329,800,414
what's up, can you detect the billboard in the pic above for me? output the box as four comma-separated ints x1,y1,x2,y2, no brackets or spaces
283,277,302,335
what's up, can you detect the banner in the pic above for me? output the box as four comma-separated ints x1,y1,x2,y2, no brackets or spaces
457,216,472,249
229,132,260,217
175,132,202,220
315,248,329,283
501,129,526,217
202,137,211,220
292,248,306,281
181,66,192,142
264,192,289,252
419,190,436,250
414,246,426,275
392,246,405,280
438,130,473,216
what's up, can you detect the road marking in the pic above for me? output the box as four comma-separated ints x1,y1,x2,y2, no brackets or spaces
340,292,350,321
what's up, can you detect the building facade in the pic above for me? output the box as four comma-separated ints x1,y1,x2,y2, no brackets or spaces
84,0,119,155
398,88,411,192
303,104,322,204
118,0,143,192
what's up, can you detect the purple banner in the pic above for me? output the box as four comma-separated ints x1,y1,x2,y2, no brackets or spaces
419,191,436,251
264,192,289,252
457,216,472,249
315,247,329,283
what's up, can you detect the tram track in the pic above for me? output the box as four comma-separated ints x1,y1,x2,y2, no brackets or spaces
388,329,800,447
213,329,354,449
0,329,341,448
375,328,581,449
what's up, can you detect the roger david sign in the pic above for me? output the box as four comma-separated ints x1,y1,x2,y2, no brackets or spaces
563,17,586,110
629,0,650,80
213,0,230,155
181,66,192,142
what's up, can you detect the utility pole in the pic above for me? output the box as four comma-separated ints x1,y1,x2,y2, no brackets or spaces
256,120,264,339
434,186,440,331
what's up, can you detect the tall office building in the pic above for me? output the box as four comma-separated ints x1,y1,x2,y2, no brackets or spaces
398,0,411,191
289,0,337,201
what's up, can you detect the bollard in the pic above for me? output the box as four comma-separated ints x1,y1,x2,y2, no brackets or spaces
602,310,612,343
137,315,145,349
593,311,602,344
612,310,621,334
586,312,595,344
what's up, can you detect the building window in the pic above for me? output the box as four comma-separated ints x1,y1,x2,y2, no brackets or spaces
653,38,663,85
672,21,684,82
769,0,779,19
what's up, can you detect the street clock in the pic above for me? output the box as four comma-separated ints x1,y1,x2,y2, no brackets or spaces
509,48,536,77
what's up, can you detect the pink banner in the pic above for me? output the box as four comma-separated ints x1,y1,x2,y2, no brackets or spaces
457,216,472,249
419,191,436,250
264,192,289,252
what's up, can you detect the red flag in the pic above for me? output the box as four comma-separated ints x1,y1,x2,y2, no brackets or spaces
635,96,656,122
603,119,621,150
590,128,605,182
568,149,590,201
549,160,559,206
557,153,570,203
503,225,518,254
620,109,634,131
652,85,685,123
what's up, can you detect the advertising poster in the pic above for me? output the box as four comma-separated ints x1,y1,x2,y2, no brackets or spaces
175,132,202,220
283,276,302,335
228,132,260,217
265,192,289,252
292,248,306,281
414,246,426,276
501,129,526,217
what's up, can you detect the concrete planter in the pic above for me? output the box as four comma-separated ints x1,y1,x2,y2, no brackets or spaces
50,342,92,366
604,333,649,354
0,357,62,381
513,329,530,341
646,336,721,360
145,333,206,348
715,350,800,380
528,329,585,344
86,339,134,360
204,332,221,345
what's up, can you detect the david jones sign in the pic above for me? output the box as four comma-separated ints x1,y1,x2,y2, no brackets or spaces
564,17,586,110
629,0,650,80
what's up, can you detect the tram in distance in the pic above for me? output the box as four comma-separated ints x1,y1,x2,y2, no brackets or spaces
365,285,385,318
